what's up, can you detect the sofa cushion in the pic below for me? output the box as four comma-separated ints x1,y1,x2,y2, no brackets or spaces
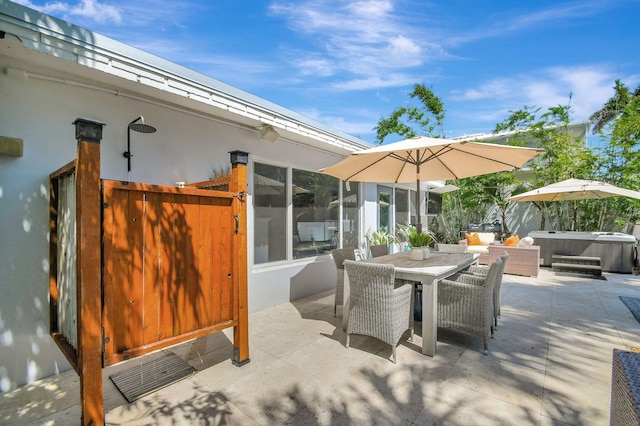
467,245,490,254
477,232,495,245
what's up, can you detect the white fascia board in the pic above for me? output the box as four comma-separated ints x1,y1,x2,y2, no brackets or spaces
455,121,591,145
0,1,371,154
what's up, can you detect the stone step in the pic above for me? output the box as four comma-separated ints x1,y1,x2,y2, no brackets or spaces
551,255,601,265
552,262,602,276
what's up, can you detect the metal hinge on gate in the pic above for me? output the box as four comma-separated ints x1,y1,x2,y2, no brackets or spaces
233,191,245,200
101,327,109,363
102,328,109,350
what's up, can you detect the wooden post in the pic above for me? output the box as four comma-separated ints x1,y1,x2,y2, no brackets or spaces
73,118,105,425
229,150,250,366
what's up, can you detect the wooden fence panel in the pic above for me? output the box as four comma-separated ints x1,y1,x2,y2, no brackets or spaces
102,181,235,365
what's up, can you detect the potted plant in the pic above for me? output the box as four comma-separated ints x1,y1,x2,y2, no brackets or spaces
407,227,435,260
364,228,395,257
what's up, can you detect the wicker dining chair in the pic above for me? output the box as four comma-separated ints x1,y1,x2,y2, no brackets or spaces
464,252,509,329
369,244,389,258
331,247,357,316
343,260,413,363
438,257,502,354
436,243,468,253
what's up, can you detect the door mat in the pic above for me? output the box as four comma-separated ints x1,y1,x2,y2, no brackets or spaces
109,352,195,403
620,296,640,325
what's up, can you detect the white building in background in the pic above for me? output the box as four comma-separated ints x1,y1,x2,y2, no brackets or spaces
0,2,430,390
452,121,592,237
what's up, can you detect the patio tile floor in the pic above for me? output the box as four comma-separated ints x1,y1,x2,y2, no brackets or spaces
2,268,640,425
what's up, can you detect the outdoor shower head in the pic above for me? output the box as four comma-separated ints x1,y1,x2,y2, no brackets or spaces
124,116,157,174
128,116,157,134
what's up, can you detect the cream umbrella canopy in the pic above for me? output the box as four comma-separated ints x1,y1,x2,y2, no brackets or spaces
320,136,543,231
509,178,640,230
508,178,640,202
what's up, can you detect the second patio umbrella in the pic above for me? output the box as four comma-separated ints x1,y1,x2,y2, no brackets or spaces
508,178,640,202
320,136,543,231
509,178,640,230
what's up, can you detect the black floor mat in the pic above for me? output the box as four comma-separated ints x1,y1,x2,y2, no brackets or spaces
109,352,195,403
620,296,640,325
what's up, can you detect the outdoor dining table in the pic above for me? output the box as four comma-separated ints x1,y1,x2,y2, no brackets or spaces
343,251,478,357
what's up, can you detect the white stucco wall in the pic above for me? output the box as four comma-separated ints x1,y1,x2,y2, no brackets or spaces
0,56,353,390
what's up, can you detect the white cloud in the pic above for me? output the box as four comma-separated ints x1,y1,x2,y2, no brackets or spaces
506,1,607,32
297,107,377,136
269,0,437,84
295,57,335,77
14,0,122,24
331,73,418,91
449,65,626,123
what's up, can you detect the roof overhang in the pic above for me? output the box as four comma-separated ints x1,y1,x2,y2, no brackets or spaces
0,2,372,155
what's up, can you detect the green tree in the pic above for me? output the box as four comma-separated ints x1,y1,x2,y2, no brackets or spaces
590,80,640,133
492,104,594,231
374,83,445,143
584,85,640,230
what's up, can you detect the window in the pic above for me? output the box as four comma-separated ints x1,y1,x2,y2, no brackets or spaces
427,192,442,215
342,181,360,249
377,186,393,233
253,163,287,264
292,169,339,259
395,188,409,226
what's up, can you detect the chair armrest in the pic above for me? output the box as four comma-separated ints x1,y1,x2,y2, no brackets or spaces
393,283,413,310
444,273,485,286
464,265,489,276
439,279,486,301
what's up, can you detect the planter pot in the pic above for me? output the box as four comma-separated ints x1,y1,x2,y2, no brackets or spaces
422,247,431,258
410,247,424,261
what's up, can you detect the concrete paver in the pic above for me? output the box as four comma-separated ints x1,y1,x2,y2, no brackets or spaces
2,268,640,425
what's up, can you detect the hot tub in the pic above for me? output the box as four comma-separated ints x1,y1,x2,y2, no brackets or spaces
529,231,637,273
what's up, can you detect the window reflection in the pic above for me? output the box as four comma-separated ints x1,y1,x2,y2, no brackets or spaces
395,188,409,227
378,186,392,233
253,163,287,264
292,169,339,259
342,181,359,249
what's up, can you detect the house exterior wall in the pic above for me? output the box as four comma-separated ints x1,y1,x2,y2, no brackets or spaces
0,62,361,390
0,17,373,392
0,2,432,391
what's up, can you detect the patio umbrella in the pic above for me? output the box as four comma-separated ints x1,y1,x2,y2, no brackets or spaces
508,178,640,202
320,136,542,231
508,178,640,230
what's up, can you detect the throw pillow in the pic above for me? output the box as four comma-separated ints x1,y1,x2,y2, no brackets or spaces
517,236,534,248
468,232,481,245
504,235,520,247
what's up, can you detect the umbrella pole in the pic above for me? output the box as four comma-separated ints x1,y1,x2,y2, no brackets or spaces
415,150,422,233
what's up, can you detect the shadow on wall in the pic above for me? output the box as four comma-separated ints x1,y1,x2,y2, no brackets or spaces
0,176,71,393
505,201,544,236
289,258,335,302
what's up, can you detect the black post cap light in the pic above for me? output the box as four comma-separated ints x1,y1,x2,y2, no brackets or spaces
72,118,105,142
229,150,249,166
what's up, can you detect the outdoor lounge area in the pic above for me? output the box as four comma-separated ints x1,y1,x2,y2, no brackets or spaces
2,267,640,425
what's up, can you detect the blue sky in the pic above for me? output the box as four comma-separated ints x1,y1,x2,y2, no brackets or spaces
14,0,640,144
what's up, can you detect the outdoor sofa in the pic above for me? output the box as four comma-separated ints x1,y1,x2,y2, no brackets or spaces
484,244,540,277
460,233,540,277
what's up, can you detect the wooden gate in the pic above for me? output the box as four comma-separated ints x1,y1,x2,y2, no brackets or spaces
101,180,240,365
50,120,249,423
